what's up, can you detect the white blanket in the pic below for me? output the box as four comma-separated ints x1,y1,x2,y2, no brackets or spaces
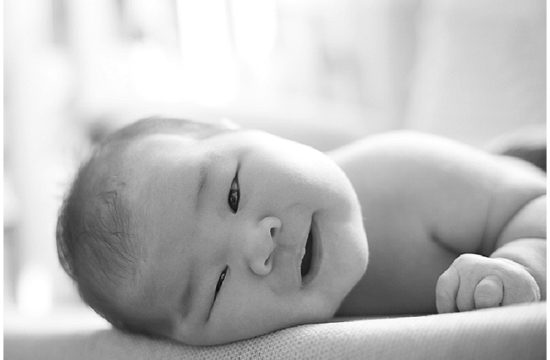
5,302,545,360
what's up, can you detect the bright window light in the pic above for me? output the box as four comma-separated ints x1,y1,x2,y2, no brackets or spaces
230,0,278,72
128,42,183,103
176,0,239,106
16,265,53,317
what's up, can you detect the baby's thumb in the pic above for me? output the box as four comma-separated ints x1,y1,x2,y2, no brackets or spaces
474,275,503,309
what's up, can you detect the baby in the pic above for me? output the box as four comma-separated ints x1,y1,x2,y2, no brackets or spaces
57,117,546,345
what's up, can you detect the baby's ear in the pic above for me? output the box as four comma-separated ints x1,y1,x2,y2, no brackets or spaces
218,117,241,130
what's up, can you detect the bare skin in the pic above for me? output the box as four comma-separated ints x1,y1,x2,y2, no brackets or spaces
117,130,368,345
111,127,545,345
331,131,546,316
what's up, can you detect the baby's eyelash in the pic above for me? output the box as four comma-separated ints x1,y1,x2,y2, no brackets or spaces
208,266,229,321
228,172,240,213
214,266,228,300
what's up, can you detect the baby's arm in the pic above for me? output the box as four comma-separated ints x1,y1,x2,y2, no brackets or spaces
408,137,547,313
333,131,545,315
436,193,545,313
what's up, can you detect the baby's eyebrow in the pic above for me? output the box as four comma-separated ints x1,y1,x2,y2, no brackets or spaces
195,162,209,211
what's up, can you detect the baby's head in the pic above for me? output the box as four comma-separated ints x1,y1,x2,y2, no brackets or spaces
57,117,368,345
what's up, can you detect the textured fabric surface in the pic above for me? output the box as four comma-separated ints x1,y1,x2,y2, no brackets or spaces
5,302,546,360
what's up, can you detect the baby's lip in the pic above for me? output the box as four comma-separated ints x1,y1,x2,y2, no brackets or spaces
300,213,321,288
300,227,313,278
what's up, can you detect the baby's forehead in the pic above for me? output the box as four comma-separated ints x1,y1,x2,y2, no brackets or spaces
113,134,200,176
84,134,197,219
125,121,242,154
115,131,213,206
104,126,247,207
119,125,247,170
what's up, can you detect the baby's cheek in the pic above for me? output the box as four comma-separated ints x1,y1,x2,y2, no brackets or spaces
205,302,292,343
313,213,368,312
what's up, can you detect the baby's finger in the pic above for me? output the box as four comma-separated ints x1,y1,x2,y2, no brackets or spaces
436,267,459,313
474,275,503,309
501,270,541,306
455,274,478,312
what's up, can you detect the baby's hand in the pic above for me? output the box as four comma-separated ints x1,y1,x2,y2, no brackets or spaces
436,253,540,313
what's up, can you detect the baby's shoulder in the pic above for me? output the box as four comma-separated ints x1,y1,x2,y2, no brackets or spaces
329,130,456,171
330,130,544,181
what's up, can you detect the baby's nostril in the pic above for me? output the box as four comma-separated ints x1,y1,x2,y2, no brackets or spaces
270,227,275,237
264,254,271,266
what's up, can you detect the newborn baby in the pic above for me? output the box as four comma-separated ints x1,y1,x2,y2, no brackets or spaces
57,117,546,345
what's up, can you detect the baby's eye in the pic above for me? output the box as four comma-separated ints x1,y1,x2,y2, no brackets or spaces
215,266,228,299
228,172,240,213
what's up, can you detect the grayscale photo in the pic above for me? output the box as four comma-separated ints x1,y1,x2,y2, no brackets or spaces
4,0,546,359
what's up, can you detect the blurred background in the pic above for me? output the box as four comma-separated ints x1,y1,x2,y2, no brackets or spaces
4,0,546,331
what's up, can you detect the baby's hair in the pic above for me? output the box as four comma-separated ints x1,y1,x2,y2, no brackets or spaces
56,116,233,333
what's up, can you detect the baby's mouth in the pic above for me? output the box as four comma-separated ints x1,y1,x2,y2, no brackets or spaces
298,214,322,288
300,226,314,278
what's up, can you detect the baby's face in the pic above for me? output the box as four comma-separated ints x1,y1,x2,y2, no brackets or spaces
120,129,368,345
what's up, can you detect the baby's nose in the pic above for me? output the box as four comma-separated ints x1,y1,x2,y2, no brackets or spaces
246,216,281,276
